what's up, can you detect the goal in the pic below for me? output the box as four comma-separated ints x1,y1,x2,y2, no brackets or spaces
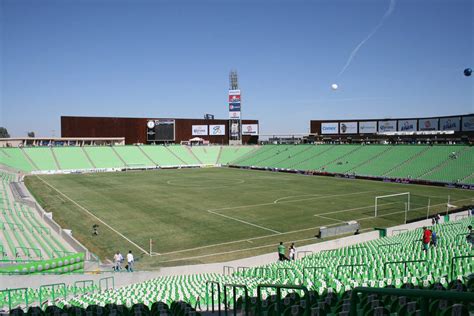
374,192,410,218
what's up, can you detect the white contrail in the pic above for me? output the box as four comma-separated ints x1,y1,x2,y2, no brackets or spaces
338,0,396,77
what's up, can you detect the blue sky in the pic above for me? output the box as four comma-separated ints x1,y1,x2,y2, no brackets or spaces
1,0,472,137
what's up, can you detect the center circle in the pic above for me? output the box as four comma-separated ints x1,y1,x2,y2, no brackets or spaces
166,178,245,188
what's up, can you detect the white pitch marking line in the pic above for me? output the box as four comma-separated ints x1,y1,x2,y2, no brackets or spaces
35,176,150,255
155,197,473,257
210,190,377,213
314,201,398,217
207,209,281,234
273,194,322,204
314,214,345,223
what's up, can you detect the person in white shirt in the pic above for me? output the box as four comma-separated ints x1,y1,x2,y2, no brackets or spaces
126,250,134,272
118,252,124,271
289,243,296,260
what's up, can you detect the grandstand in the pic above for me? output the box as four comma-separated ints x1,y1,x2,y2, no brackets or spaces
1,144,473,185
1,215,472,314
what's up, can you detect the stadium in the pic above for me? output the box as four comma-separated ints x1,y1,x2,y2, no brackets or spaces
1,1,474,315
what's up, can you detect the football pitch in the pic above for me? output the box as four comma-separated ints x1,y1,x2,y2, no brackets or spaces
25,167,474,268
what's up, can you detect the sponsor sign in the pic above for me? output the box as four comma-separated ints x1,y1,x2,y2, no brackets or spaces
440,117,460,131
242,124,259,135
229,94,241,103
229,111,241,119
359,121,377,134
378,120,397,132
339,122,358,134
229,103,241,111
418,118,439,131
209,124,225,136
398,119,417,131
321,122,339,134
191,125,208,136
228,89,241,95
462,115,474,131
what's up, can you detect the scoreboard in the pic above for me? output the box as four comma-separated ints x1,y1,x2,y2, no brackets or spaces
147,119,175,142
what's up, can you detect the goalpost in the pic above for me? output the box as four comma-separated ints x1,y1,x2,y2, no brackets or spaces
374,192,410,218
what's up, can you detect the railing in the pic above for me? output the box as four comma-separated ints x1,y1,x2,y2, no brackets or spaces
73,280,95,295
14,246,42,259
206,281,221,315
451,255,474,280
0,288,29,312
223,265,234,275
383,260,427,278
302,266,326,283
237,266,249,274
99,276,114,290
256,284,309,316
349,286,474,316
336,264,368,279
223,284,249,316
39,283,66,309
276,268,292,280
254,267,272,278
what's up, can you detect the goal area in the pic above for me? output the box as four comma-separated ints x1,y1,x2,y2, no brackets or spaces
374,192,410,218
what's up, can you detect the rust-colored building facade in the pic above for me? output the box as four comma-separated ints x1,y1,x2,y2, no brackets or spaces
61,116,259,145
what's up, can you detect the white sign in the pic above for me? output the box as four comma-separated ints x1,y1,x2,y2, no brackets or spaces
209,124,225,136
339,122,358,134
321,122,339,134
462,115,474,131
378,120,397,132
191,125,208,136
398,119,417,131
418,118,439,131
228,89,241,95
242,124,259,135
229,111,241,119
440,117,460,131
359,121,377,134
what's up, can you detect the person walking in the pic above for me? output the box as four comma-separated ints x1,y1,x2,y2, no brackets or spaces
422,227,431,252
277,242,286,261
113,251,120,271
431,231,438,248
118,251,124,271
127,250,134,272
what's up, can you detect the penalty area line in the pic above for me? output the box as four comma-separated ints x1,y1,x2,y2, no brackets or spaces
34,175,150,255
207,209,282,234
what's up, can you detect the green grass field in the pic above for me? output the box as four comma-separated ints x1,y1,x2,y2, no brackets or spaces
25,167,474,268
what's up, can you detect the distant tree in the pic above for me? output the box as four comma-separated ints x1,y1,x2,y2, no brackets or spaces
27,131,35,138
0,127,10,138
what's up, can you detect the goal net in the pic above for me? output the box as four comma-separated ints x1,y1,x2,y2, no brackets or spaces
374,192,410,217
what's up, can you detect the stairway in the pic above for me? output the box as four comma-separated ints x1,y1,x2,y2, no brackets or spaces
137,145,159,166
382,146,431,176
111,146,129,167
419,146,471,179
186,146,203,164
346,146,394,173
20,148,39,170
81,147,97,168
50,147,61,170
164,147,187,165
288,145,335,169
215,146,223,165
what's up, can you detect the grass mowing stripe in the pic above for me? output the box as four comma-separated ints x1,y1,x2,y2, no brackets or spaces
207,209,282,234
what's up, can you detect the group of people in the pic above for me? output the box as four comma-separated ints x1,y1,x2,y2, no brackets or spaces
277,242,296,261
422,223,474,251
113,250,135,272
422,227,438,251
